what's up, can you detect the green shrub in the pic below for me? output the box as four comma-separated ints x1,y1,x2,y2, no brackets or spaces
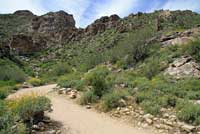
84,66,110,85
101,90,129,111
135,91,154,104
0,111,16,134
115,28,154,68
27,78,43,87
83,66,110,97
79,90,98,105
177,101,200,125
174,78,200,100
163,95,177,107
0,88,8,100
141,56,167,80
91,74,109,98
51,63,72,76
184,40,200,62
58,72,84,90
0,86,12,100
0,81,16,87
141,101,161,115
73,80,85,91
0,100,27,134
13,96,51,123
0,63,26,83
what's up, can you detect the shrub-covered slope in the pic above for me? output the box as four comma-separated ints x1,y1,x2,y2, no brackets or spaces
0,9,200,133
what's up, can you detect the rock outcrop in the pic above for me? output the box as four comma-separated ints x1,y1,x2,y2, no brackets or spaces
14,10,35,17
30,11,76,42
165,56,200,79
1,10,200,56
8,10,77,55
9,34,46,55
160,27,200,47
84,15,120,36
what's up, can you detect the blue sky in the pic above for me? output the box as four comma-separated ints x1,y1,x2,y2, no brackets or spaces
0,0,200,28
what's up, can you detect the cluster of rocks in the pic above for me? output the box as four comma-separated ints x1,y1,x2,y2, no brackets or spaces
31,116,64,134
111,106,200,134
160,27,200,47
56,87,93,109
57,87,78,99
22,82,33,88
165,56,200,79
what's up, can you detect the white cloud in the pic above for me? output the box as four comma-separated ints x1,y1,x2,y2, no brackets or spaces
44,0,92,27
0,0,47,15
94,0,139,18
79,0,140,27
162,0,200,11
0,0,199,27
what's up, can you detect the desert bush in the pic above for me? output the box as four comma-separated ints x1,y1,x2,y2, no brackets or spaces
0,63,26,83
79,90,98,105
162,95,177,107
51,63,72,76
82,66,110,97
0,111,16,134
12,95,51,124
143,60,160,80
173,78,200,100
141,101,161,115
183,40,200,62
0,86,12,100
58,72,84,90
0,100,26,134
0,80,16,87
27,78,43,87
73,80,85,91
114,28,155,68
135,90,154,104
177,101,200,125
80,67,111,104
84,66,110,85
101,90,129,111
0,88,8,100
91,74,109,98
140,56,168,80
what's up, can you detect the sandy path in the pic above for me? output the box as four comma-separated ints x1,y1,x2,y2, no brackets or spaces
8,85,155,134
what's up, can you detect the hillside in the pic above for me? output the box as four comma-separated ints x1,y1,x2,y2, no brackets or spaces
0,9,200,134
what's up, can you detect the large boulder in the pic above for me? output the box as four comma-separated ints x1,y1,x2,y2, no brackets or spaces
162,37,193,47
165,56,200,79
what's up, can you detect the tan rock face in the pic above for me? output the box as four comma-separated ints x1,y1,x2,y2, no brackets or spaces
165,56,200,79
162,37,193,47
161,27,200,47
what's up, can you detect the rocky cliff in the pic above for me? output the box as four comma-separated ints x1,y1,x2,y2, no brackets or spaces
0,10,200,56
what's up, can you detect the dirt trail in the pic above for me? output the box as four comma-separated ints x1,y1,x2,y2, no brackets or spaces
8,85,155,134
